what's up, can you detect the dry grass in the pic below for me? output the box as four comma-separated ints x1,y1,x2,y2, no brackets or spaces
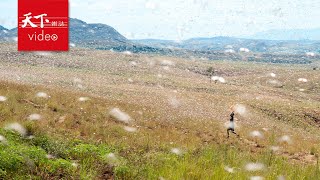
0,43,319,179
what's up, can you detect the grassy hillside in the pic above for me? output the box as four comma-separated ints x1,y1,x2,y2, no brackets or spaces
0,43,319,179
0,81,318,179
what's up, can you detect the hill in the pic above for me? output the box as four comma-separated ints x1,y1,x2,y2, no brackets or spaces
134,36,320,54
1,20,320,64
69,18,129,46
0,18,130,47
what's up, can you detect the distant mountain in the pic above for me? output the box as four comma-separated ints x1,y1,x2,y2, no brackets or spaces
0,26,14,41
134,36,320,54
248,28,320,41
69,18,129,46
0,26,7,31
0,18,130,47
1,20,320,64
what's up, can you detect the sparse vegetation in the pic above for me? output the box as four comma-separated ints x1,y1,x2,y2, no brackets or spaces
0,43,319,179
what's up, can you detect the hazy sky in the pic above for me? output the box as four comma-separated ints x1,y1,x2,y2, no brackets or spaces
1,0,320,40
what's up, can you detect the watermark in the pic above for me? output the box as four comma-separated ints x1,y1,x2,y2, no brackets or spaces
18,0,69,51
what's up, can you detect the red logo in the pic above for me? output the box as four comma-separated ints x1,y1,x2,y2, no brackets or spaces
18,0,69,51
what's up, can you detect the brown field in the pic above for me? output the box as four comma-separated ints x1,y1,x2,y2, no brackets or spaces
0,42,319,179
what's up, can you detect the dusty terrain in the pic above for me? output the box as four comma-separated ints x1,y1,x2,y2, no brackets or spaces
0,42,319,179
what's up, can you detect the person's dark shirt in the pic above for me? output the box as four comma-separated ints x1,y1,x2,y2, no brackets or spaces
230,112,234,122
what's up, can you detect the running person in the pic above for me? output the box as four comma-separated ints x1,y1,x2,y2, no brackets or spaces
227,111,239,138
